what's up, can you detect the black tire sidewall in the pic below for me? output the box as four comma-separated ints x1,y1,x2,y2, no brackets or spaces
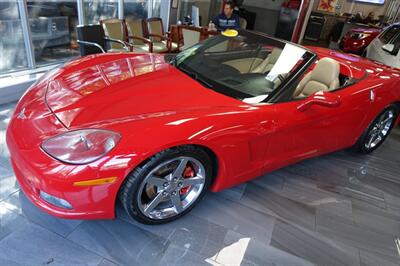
119,146,213,224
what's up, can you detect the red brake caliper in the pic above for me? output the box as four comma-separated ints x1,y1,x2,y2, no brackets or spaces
180,165,195,195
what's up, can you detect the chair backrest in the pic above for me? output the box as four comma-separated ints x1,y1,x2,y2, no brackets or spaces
179,25,203,50
239,17,247,29
146,17,164,42
125,19,145,45
294,57,340,97
76,24,106,56
101,19,126,49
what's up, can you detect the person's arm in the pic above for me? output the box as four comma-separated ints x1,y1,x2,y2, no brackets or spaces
234,15,241,30
213,14,222,31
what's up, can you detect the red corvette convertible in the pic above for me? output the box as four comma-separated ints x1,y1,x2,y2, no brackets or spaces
7,30,400,224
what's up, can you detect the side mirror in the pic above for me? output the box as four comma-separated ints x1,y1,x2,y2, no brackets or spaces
382,43,395,54
297,91,341,112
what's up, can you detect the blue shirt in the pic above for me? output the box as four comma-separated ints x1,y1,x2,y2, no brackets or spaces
213,13,240,31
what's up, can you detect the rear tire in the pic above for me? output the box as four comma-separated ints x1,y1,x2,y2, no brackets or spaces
119,146,212,224
353,105,398,154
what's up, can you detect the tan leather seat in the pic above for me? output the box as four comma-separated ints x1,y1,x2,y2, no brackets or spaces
251,48,282,73
125,20,153,53
294,57,340,98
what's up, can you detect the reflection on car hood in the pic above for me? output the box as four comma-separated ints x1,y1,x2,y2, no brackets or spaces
350,27,381,34
45,53,239,128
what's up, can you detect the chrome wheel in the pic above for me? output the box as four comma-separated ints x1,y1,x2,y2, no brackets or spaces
365,109,395,149
137,156,206,220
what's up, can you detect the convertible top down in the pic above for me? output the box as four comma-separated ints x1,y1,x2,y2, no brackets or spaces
7,30,400,224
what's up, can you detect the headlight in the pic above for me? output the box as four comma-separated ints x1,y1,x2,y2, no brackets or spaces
350,33,370,40
41,129,121,164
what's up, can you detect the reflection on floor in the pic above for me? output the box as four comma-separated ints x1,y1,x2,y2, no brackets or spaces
1,102,400,266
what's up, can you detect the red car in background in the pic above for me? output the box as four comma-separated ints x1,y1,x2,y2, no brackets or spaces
340,27,381,55
6,30,400,224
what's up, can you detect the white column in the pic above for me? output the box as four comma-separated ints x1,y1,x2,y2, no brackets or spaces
119,0,124,19
77,0,85,25
17,0,35,68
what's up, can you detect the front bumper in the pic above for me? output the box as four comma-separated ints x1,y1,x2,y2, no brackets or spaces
6,85,127,219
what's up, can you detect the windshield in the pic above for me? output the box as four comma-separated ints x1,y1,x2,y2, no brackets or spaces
172,30,315,104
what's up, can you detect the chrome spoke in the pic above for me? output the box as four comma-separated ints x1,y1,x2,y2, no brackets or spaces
367,135,375,148
380,117,392,126
182,176,204,186
170,193,183,213
147,175,166,187
173,158,189,178
143,192,164,215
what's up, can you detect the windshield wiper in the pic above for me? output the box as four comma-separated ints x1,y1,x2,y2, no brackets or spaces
178,66,214,89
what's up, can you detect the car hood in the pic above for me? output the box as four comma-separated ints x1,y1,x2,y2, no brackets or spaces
46,53,240,128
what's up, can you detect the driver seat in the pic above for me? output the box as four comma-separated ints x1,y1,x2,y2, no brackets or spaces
294,57,340,98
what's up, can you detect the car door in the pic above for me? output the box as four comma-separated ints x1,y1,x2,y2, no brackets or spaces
259,82,371,173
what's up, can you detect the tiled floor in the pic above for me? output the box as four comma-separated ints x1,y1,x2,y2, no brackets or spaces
1,102,400,266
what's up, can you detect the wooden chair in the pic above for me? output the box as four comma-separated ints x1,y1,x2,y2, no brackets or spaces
145,17,178,53
125,19,154,53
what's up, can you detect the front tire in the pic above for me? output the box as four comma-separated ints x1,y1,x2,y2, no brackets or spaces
119,146,213,224
354,105,398,154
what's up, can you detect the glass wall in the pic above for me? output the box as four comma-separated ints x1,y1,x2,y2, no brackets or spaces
152,0,161,18
27,0,79,67
0,1,29,74
83,0,118,24
0,0,169,76
124,0,148,20
179,0,211,26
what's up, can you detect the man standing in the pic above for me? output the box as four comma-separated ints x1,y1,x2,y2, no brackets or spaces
212,2,240,31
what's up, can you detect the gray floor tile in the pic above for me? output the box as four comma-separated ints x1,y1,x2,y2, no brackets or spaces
119,209,229,259
316,204,399,260
97,258,119,266
0,172,19,202
0,221,103,266
239,183,316,230
217,230,313,266
0,204,30,241
191,193,275,245
3,191,83,237
271,221,360,266
359,249,400,266
67,219,170,265
158,244,215,266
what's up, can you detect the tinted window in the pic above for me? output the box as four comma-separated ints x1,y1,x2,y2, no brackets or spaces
379,25,400,44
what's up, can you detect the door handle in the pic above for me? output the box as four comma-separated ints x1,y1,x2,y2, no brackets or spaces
370,90,376,102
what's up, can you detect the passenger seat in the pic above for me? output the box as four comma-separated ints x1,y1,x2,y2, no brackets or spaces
293,57,340,98
251,48,282,73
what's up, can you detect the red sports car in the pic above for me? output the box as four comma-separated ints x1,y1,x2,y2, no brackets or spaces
340,27,381,55
7,30,400,224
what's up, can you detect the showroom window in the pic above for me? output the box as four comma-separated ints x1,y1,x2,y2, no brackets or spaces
151,0,161,18
124,0,148,20
0,0,170,77
27,0,79,67
83,0,119,24
0,1,29,74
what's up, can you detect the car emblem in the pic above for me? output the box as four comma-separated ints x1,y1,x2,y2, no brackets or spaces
17,107,27,120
